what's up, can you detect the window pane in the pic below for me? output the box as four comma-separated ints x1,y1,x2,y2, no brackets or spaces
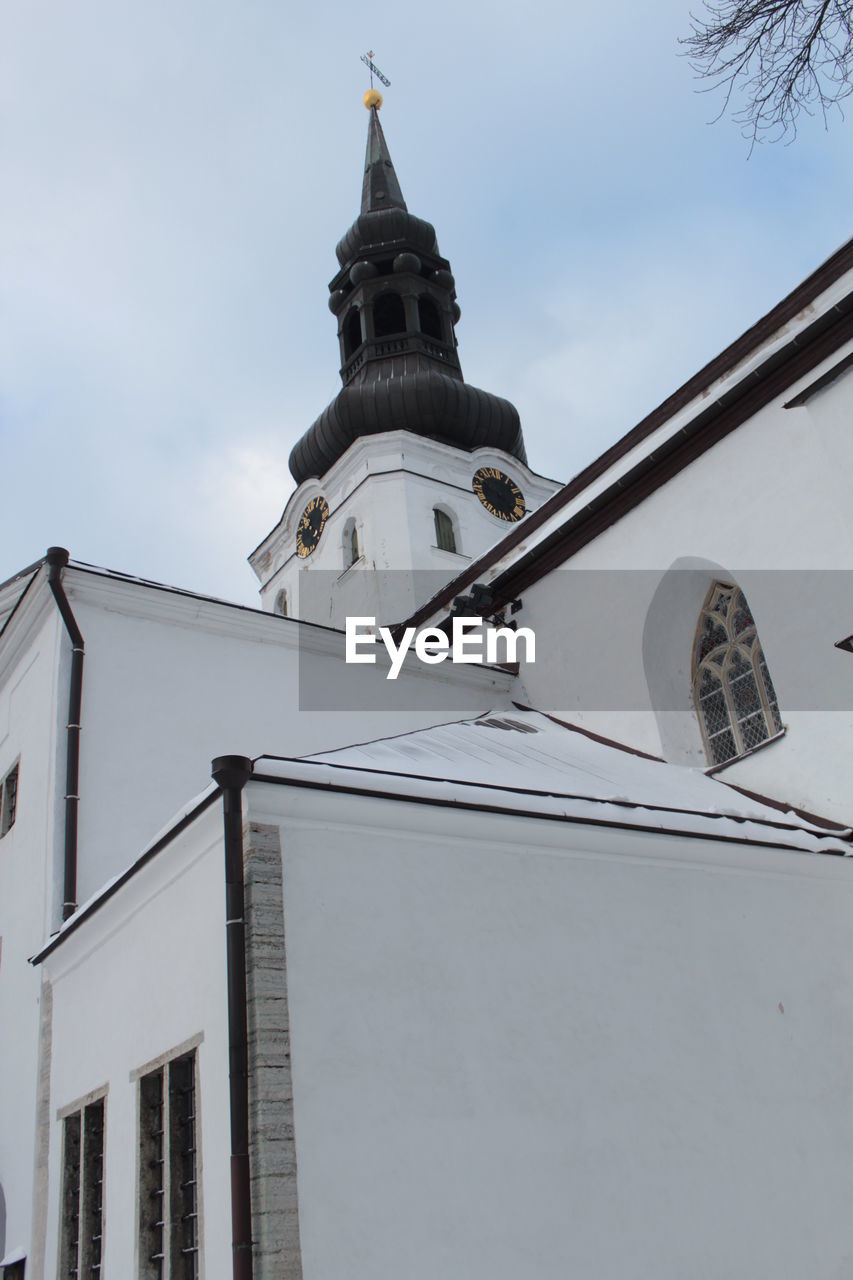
169,1054,199,1280
693,583,782,766
139,1070,166,1279
709,728,738,765
60,1112,82,1278
81,1100,105,1279
434,509,456,553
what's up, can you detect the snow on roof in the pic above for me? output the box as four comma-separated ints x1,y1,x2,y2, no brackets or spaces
255,709,852,856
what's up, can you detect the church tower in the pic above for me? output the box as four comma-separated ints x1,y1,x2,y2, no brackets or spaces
249,98,560,627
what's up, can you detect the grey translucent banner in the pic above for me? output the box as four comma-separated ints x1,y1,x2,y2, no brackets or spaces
295,568,853,713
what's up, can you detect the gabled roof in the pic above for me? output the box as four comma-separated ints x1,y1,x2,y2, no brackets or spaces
399,236,853,630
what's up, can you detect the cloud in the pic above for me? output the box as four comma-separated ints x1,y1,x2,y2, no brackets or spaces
2,0,851,592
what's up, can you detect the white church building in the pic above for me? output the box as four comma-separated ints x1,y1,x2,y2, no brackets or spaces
1,100,852,1280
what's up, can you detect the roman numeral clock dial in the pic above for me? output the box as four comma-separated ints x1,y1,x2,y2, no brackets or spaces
296,495,330,557
472,467,526,522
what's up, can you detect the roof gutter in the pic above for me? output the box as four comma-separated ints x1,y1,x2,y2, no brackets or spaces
46,548,85,921
211,755,255,1280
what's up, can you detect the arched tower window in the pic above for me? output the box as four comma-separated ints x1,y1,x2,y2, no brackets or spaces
692,582,782,766
274,589,288,617
418,295,443,341
343,518,360,569
373,291,406,338
343,308,362,359
433,507,457,554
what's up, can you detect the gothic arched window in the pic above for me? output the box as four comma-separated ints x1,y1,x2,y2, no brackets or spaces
433,507,457,553
692,582,782,766
274,589,288,617
373,291,406,338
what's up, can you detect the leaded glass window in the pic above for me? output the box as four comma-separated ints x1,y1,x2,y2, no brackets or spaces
692,583,782,766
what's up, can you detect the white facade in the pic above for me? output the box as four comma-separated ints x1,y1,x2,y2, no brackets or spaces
249,430,560,628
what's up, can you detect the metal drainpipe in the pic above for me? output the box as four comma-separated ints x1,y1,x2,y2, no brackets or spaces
45,547,85,922
211,754,255,1280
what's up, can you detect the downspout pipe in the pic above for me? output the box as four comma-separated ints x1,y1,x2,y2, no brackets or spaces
211,754,255,1280
45,547,84,922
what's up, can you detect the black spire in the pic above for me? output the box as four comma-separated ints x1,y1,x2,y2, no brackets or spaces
288,106,526,485
361,107,406,213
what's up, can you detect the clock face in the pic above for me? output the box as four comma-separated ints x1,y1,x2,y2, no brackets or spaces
472,467,526,522
296,495,330,557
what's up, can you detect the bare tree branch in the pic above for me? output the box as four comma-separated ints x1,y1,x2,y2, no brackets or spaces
681,0,853,144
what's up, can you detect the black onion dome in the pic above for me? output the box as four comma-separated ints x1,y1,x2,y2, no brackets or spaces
289,370,526,485
336,208,438,267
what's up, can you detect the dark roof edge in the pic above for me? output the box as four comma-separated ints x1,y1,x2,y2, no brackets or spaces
399,276,853,632
248,767,850,857
514,703,665,762
62,562,346,639
0,556,47,594
0,564,44,644
251,754,849,843
29,789,220,965
719,780,849,834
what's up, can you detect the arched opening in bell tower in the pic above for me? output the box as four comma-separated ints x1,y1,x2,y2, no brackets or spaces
373,291,406,338
343,308,362,359
418,295,443,341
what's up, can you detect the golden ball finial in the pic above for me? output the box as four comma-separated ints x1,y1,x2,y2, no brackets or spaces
363,88,383,110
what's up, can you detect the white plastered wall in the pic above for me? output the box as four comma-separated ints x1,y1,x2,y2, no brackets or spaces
61,570,515,905
41,804,229,1279
0,602,64,1269
254,782,853,1280
513,351,853,822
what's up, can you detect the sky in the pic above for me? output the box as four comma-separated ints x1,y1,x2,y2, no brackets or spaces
2,0,852,604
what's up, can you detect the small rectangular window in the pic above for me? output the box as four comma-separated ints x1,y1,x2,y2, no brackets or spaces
138,1050,199,1280
0,762,18,837
433,508,457,554
59,1098,105,1278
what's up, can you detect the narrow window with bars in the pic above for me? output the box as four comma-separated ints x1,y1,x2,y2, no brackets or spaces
138,1051,200,1280
692,582,783,766
0,762,19,837
59,1097,105,1279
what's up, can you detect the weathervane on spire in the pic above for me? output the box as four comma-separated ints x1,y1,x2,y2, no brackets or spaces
360,50,390,109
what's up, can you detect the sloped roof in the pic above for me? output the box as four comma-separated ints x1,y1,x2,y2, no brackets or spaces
256,708,851,856
398,237,853,632
31,707,851,965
